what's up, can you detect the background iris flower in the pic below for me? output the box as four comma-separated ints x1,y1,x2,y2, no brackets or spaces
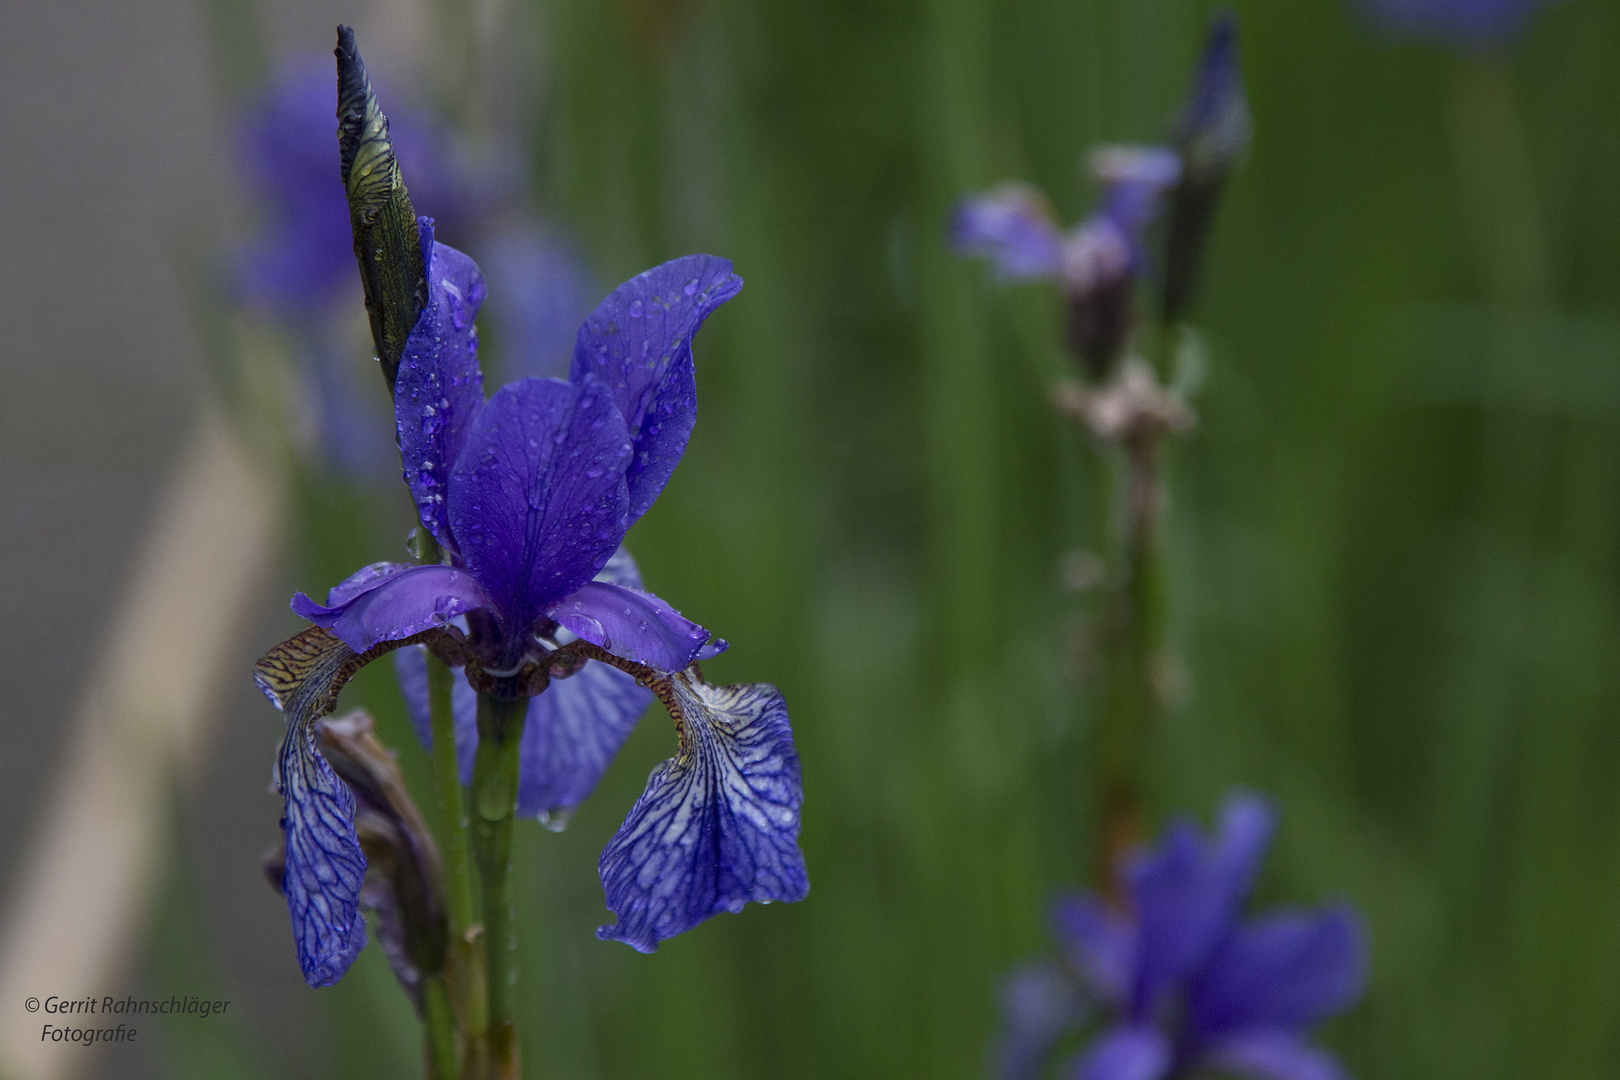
1355,0,1562,47
995,794,1366,1080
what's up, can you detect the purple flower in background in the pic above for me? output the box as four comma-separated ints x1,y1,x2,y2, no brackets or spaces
237,57,508,317
993,792,1367,1080
480,225,600,382
952,146,1180,376
1355,0,1560,47
235,56,587,481
258,223,808,984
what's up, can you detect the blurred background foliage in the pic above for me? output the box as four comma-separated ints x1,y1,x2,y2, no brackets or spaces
166,0,1620,1076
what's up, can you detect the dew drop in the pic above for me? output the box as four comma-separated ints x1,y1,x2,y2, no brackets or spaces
539,806,576,833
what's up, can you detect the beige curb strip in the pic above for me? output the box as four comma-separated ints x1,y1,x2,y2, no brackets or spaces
0,415,279,1080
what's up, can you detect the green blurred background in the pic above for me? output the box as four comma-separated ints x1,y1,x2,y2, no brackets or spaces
157,0,1620,1075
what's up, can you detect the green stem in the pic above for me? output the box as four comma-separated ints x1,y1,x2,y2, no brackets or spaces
413,529,484,1076
428,654,478,935
1094,427,1167,899
471,692,526,1080
422,975,459,1080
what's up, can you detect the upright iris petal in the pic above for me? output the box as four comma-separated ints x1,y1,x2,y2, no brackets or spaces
570,254,744,522
446,375,632,639
597,672,808,952
396,221,488,551
1128,793,1275,1013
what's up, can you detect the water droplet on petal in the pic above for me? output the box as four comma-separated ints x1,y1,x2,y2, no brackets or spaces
539,806,576,833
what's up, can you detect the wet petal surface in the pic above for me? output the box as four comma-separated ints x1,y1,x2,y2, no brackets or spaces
570,255,742,521
548,580,714,671
395,226,488,549
448,375,631,635
597,671,807,952
292,563,492,653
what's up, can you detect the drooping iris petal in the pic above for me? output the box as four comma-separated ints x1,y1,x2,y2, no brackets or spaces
447,375,632,634
1128,791,1276,1015
253,628,378,988
292,564,493,653
277,729,369,987
1069,1024,1173,1080
950,183,1065,281
1051,893,1138,1005
570,255,743,522
1201,1030,1348,1080
993,962,1087,1080
597,672,807,952
481,226,597,381
547,580,714,671
1188,907,1368,1039
392,645,479,785
518,660,654,823
395,224,488,550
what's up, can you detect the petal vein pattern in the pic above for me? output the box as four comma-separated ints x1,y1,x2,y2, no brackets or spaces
255,626,450,986
597,671,807,952
520,661,654,822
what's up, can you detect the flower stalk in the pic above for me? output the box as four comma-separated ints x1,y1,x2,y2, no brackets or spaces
470,692,527,1080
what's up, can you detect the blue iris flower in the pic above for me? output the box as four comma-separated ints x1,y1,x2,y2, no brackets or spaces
1355,0,1561,48
994,792,1367,1080
256,224,809,984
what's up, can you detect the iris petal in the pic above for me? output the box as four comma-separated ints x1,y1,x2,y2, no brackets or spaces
323,561,414,607
1128,791,1276,1015
993,962,1086,1080
1188,906,1368,1039
1068,1024,1172,1080
1201,1030,1348,1080
570,255,743,522
292,563,493,653
519,661,654,822
597,671,808,952
447,375,631,634
278,729,369,987
548,580,714,671
254,628,376,987
950,183,1065,281
392,645,479,785
1051,893,1138,1005
395,224,488,550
